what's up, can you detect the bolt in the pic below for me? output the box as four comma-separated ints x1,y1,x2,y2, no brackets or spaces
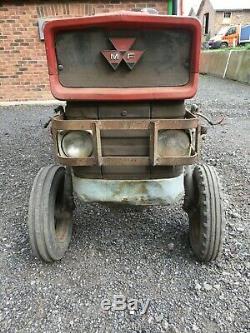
191,104,199,113
121,110,127,117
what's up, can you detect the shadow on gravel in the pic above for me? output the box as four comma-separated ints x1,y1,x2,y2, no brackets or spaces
68,201,195,264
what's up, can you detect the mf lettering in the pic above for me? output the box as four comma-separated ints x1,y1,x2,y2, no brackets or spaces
110,51,135,60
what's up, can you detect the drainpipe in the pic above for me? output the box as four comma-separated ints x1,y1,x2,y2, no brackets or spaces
167,0,173,15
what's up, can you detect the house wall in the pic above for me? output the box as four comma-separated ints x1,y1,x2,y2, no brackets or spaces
197,0,250,40
0,1,168,102
197,0,216,39
214,10,250,35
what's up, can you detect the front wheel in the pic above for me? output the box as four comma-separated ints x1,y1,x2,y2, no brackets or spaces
28,165,74,262
184,165,225,262
220,42,228,49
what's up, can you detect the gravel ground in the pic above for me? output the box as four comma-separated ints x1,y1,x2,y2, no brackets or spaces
0,75,249,333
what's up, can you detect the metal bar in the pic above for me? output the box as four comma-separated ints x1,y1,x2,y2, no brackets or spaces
56,154,198,167
91,122,97,162
195,125,201,159
57,156,96,166
52,116,199,131
53,118,93,131
151,121,159,166
149,122,154,165
101,120,149,130
157,154,198,166
157,119,198,129
94,122,103,166
102,157,150,166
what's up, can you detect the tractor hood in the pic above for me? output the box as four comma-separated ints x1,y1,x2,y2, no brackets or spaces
44,12,201,101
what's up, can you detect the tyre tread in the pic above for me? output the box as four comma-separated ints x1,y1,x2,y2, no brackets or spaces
27,165,72,262
189,165,225,262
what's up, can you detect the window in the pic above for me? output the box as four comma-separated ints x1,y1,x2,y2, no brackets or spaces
224,12,232,18
203,13,209,34
226,27,237,36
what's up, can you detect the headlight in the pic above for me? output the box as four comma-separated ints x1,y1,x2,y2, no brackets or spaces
158,130,191,157
61,131,93,158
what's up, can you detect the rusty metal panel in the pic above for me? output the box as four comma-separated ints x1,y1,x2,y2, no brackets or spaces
98,103,150,119
73,166,102,179
72,174,185,205
151,101,185,119
65,103,98,119
72,165,183,180
150,166,183,179
65,101,185,119
101,137,149,156
101,129,149,138
102,166,150,180
55,29,191,88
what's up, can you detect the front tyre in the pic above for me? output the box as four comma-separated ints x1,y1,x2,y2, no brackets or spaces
28,165,73,262
220,42,228,49
185,165,225,262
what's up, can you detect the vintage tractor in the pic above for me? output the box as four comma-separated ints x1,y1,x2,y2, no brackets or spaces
27,12,225,262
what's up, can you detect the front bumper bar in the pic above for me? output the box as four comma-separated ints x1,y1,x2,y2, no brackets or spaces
52,111,200,167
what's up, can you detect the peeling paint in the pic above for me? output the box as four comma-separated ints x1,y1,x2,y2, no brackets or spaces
72,174,184,205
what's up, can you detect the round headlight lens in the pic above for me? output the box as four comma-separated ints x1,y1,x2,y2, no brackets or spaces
158,130,190,157
61,131,93,158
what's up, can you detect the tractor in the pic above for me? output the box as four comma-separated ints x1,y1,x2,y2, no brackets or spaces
27,12,225,262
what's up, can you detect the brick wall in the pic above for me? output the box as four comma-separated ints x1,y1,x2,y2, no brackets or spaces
0,1,167,102
214,10,250,36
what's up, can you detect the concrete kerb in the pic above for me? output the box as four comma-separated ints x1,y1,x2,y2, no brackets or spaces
226,51,250,84
200,50,250,84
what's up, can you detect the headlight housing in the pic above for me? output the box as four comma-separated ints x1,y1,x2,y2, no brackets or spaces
60,131,93,158
158,130,191,157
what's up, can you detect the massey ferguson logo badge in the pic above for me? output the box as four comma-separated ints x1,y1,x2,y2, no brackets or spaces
101,38,144,70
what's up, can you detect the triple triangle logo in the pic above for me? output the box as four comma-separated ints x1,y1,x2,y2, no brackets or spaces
101,38,144,70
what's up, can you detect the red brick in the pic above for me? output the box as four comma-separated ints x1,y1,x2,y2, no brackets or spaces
0,0,168,101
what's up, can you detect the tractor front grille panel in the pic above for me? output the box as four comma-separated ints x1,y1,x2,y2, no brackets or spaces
55,28,192,88
101,129,149,157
